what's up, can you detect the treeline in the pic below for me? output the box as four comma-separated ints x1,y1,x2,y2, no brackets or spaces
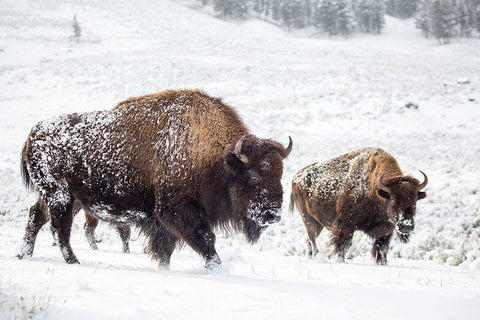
193,0,480,42
198,0,387,37
415,0,480,44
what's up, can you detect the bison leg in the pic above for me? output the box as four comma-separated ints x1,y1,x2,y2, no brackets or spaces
84,210,99,250
371,233,392,265
18,198,50,259
330,219,354,263
143,224,178,270
116,224,131,253
51,199,82,247
299,211,322,257
157,202,221,269
48,193,79,264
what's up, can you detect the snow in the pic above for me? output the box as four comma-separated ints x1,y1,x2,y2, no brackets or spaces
1,0,480,319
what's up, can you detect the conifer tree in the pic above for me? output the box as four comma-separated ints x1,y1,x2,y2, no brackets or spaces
336,0,356,38
72,14,82,44
313,0,337,35
371,0,386,34
429,0,452,44
416,0,431,38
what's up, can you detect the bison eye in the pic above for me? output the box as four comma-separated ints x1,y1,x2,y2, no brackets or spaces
249,175,260,185
247,170,262,185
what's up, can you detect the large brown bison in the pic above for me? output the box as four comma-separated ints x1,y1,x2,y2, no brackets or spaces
290,148,427,265
18,89,292,269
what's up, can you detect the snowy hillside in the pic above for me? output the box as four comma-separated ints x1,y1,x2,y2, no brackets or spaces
1,0,480,319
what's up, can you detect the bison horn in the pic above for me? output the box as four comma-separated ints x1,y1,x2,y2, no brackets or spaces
418,170,428,190
234,135,249,164
378,173,391,194
283,136,293,158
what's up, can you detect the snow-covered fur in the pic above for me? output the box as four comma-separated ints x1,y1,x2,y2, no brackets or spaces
290,147,427,265
18,89,292,269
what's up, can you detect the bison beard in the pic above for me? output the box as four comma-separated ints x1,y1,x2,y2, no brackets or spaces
18,90,292,269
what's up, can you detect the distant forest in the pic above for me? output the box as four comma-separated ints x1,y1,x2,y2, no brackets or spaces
193,0,480,43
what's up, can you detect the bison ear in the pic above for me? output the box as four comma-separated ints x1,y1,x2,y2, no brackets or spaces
417,191,427,200
225,152,244,176
378,189,390,200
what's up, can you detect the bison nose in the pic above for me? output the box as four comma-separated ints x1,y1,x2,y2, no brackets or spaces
262,210,281,225
398,224,413,234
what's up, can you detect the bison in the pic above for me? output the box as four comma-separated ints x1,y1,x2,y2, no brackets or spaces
18,89,292,269
290,147,427,265
39,201,131,253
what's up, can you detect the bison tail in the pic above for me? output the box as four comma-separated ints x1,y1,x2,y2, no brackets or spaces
288,191,295,214
20,142,33,191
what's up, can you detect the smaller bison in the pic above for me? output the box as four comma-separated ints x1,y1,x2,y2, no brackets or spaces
290,148,427,265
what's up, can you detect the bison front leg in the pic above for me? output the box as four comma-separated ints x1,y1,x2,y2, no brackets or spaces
157,202,221,270
18,198,49,259
330,219,354,263
371,233,392,265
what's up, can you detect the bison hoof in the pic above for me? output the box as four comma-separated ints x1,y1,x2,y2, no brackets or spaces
376,258,388,265
66,257,80,264
158,263,170,271
205,255,221,270
17,253,28,260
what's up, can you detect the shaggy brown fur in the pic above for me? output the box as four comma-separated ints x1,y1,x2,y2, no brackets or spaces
290,148,427,265
18,89,292,269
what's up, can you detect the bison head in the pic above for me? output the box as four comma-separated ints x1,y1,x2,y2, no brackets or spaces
377,171,428,242
224,134,292,243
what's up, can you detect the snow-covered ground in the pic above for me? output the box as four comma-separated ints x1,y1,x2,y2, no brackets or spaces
1,0,479,319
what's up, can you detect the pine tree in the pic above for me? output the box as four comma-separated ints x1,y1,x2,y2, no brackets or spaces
371,0,386,34
416,0,431,38
456,0,471,37
386,0,418,18
354,0,385,34
72,14,82,44
475,4,480,37
252,0,266,17
281,0,307,29
213,0,249,19
355,0,374,33
429,0,452,44
313,0,337,35
271,0,283,22
336,0,356,38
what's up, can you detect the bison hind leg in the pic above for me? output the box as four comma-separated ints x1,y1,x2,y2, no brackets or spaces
116,224,131,253
298,210,322,258
47,191,79,264
18,198,50,259
84,210,99,250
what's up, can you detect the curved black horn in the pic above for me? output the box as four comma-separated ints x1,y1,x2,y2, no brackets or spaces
283,136,293,158
418,170,428,190
378,173,391,194
234,135,249,164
